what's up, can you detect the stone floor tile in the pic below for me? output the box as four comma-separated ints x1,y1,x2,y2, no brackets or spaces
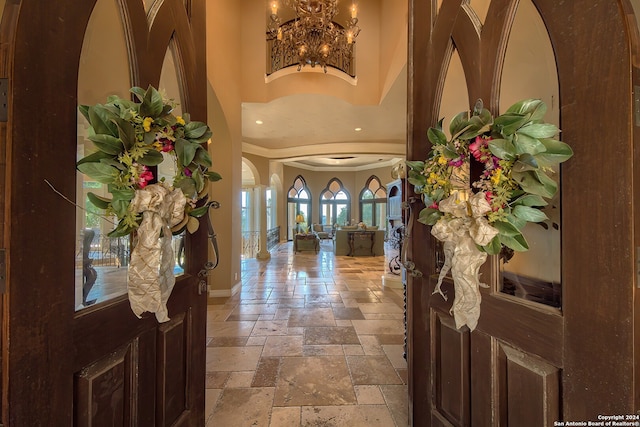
252,320,290,336
364,313,405,321
274,308,291,320
246,336,267,346
303,326,360,345
226,371,255,388
332,306,366,320
347,355,404,385
302,344,344,356
288,307,336,327
205,371,229,388
232,303,279,315
383,344,408,369
381,384,410,427
204,389,222,425
263,335,304,357
351,319,405,335
397,368,408,385
225,313,261,321
274,356,356,406
300,405,396,427
269,406,301,427
209,388,274,427
205,307,232,322
359,334,385,355
207,320,256,337
335,319,353,327
252,357,281,387
343,344,365,355
207,336,248,347
206,346,263,372
376,334,405,345
355,385,385,404
358,302,404,314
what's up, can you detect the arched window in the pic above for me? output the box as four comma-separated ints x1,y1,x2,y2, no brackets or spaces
287,175,311,239
359,176,387,227
319,178,350,226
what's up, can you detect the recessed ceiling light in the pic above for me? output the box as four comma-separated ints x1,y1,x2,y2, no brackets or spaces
354,127,362,132
255,120,263,125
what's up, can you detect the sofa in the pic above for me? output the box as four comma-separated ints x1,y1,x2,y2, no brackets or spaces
333,229,385,256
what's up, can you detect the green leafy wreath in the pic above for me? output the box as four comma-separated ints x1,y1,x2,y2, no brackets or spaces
77,85,221,237
407,99,573,255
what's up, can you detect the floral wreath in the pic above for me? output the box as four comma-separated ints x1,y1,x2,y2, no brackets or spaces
77,85,221,237
408,98,573,255
407,99,573,331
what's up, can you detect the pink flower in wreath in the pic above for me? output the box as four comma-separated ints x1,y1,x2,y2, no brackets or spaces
138,166,154,189
484,191,493,204
448,156,465,167
469,136,485,160
160,138,174,152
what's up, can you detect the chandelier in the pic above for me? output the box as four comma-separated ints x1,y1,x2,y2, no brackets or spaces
267,0,361,76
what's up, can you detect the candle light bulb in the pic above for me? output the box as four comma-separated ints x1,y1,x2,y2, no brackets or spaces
351,4,357,19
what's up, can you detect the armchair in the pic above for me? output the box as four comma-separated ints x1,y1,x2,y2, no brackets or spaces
312,224,331,240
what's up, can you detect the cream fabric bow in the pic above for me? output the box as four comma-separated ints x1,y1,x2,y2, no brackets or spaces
431,192,498,331
127,183,187,323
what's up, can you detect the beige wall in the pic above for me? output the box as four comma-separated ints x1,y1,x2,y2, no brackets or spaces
243,153,270,186
206,0,243,294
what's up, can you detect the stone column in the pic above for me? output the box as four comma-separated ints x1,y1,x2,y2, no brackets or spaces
256,185,271,260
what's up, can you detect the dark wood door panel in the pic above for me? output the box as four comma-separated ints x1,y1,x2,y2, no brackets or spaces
480,294,563,368
429,277,563,426
499,344,561,427
428,276,564,367
432,310,470,426
73,296,160,370
470,331,493,426
157,312,189,426
75,329,156,426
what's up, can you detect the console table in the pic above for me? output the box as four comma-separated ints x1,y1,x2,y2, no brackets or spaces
347,231,376,256
294,233,319,253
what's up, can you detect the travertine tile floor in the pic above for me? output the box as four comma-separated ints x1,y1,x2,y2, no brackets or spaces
205,240,409,426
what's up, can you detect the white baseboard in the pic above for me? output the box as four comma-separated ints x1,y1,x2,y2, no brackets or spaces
208,281,241,298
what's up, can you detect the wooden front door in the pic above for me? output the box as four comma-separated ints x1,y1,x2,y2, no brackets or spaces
407,0,639,425
1,1,210,424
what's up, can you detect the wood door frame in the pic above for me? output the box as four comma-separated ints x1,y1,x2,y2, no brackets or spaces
0,0,209,423
407,0,640,424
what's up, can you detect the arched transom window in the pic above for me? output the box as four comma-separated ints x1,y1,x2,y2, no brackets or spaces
359,176,387,227
287,175,311,238
319,178,350,226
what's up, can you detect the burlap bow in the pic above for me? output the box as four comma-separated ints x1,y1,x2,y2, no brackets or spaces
431,191,498,331
127,183,187,323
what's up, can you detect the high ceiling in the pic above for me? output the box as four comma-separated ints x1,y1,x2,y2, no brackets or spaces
240,1,408,171
241,67,407,170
